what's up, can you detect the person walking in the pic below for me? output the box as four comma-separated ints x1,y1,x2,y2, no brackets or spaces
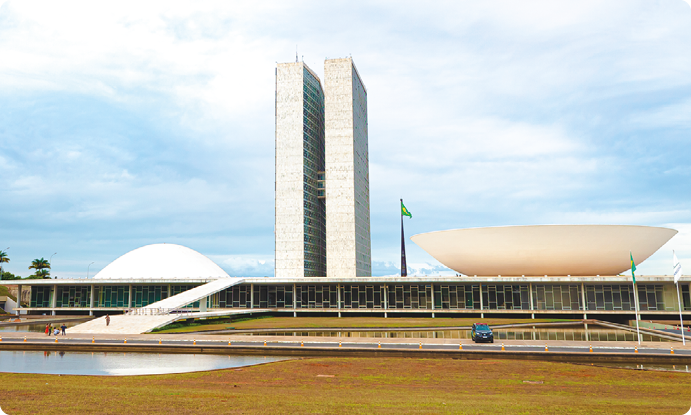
60,323,67,336
105,314,110,326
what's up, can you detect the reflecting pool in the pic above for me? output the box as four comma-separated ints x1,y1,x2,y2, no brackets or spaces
0,351,293,376
248,328,672,342
0,322,81,333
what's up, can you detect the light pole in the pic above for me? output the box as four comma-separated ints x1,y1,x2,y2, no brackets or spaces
49,252,57,279
87,262,95,279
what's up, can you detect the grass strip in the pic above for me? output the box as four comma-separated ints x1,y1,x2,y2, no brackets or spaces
0,357,688,414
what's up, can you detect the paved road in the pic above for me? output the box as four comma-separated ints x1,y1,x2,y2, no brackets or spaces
6,337,690,355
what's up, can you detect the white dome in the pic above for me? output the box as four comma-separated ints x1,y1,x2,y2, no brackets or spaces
93,243,230,280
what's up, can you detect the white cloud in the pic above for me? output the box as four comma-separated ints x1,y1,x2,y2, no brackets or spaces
630,98,691,130
636,223,691,276
1,1,690,278
210,255,275,277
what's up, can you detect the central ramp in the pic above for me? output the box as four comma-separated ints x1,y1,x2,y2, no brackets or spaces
70,278,245,334
68,314,178,335
143,277,244,312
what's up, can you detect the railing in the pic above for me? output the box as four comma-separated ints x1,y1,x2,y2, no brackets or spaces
124,307,197,316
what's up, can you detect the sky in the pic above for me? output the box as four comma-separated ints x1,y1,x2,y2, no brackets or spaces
1,1,690,279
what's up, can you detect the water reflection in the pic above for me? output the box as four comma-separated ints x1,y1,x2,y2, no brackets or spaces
0,351,292,376
0,322,81,333
248,328,671,342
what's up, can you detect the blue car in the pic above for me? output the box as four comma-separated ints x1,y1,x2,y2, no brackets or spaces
471,323,494,343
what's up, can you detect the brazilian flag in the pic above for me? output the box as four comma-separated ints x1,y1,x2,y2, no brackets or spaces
630,252,636,284
401,201,412,218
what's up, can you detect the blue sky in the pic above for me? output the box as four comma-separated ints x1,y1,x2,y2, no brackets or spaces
1,1,690,278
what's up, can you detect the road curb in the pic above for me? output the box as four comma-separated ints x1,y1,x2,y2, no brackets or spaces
2,341,691,365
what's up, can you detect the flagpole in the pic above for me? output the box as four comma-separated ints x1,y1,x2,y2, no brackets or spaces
400,199,407,277
630,251,641,345
674,251,686,346
676,282,686,345
632,279,641,345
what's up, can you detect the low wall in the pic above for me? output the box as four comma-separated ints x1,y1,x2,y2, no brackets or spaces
1,342,690,365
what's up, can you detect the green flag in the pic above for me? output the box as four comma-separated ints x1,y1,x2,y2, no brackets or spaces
401,201,412,218
630,252,636,284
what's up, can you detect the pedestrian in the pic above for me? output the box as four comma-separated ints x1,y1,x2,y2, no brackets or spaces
45,324,50,336
53,327,60,336
105,314,110,326
60,323,67,336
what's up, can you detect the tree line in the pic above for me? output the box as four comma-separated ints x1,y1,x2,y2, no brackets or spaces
0,251,54,280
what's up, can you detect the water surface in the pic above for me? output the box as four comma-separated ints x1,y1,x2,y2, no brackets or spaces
0,351,292,376
0,322,81,333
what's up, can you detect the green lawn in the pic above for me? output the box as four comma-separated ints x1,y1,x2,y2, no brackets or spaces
0,285,16,315
153,316,577,334
0,285,17,302
0,357,687,414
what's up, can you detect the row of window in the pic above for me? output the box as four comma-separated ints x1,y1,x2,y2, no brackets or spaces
210,284,681,312
28,283,690,312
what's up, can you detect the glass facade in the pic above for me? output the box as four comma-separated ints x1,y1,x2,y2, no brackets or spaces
94,286,129,308
637,284,664,311
30,286,52,308
585,284,635,311
25,282,685,313
131,285,168,308
214,284,253,308
534,284,581,311
302,68,326,277
485,284,530,310
171,285,200,308
56,286,90,308
216,283,673,312
389,284,432,309
296,284,338,308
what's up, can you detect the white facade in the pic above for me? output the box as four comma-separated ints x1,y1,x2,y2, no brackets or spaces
324,58,372,277
275,58,372,278
275,62,326,278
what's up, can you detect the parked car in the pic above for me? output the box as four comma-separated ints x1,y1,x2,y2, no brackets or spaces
471,323,494,343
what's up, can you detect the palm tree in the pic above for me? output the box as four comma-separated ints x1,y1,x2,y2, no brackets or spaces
29,257,51,279
0,251,9,277
35,269,50,279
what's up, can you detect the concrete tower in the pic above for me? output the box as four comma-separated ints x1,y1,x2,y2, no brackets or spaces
324,58,372,277
275,62,326,278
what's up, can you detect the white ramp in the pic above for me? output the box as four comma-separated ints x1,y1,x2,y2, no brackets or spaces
143,277,244,311
69,314,177,335
70,278,245,334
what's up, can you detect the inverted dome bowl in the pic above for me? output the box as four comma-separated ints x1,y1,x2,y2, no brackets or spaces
411,225,677,276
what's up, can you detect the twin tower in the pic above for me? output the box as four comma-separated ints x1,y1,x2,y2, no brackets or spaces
275,58,371,278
